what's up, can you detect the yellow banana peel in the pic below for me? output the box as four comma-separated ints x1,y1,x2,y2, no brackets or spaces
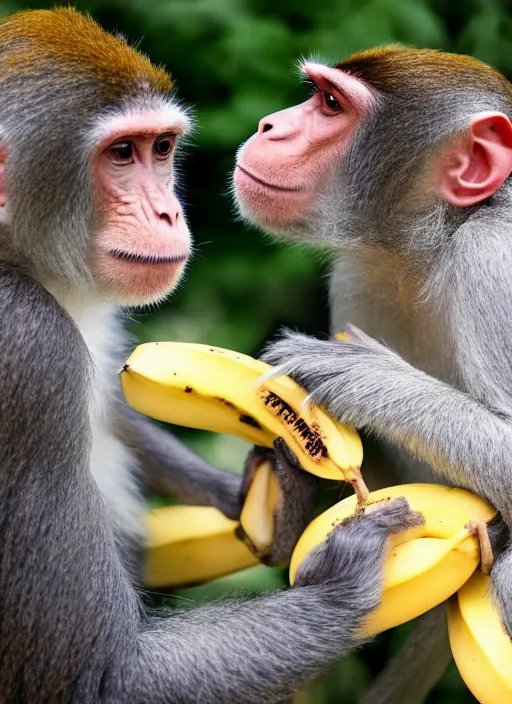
121,342,364,493
144,504,258,589
448,570,512,704
239,459,281,553
289,484,496,636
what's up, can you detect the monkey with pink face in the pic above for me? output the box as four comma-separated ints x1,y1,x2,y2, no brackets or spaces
235,49,512,702
0,9,423,703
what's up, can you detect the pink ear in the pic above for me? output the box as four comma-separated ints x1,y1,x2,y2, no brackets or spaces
438,112,512,207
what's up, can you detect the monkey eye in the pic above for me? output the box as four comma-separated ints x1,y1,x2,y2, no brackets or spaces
154,134,176,160
322,91,342,113
108,141,133,165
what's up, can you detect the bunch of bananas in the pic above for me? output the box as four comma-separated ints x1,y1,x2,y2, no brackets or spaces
289,484,495,635
121,341,512,704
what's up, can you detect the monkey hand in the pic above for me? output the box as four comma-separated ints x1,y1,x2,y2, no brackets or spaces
293,497,424,611
262,325,407,430
238,438,318,567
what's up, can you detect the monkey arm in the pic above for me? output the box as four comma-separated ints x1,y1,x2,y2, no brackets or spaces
114,401,244,519
121,499,421,704
263,326,512,633
0,269,422,700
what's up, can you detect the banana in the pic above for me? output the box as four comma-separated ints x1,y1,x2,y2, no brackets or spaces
257,374,367,501
448,571,512,704
144,504,259,589
239,459,280,553
122,342,273,447
120,342,364,492
289,484,496,636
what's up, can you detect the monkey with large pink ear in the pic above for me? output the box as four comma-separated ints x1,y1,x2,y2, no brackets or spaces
0,13,422,702
235,47,512,704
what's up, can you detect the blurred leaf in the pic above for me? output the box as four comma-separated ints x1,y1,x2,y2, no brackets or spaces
172,563,287,603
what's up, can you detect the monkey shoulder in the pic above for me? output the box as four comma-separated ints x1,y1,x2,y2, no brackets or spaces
0,263,90,406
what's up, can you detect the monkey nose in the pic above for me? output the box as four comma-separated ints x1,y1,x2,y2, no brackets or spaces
258,119,273,134
150,190,183,228
158,211,180,226
256,107,300,139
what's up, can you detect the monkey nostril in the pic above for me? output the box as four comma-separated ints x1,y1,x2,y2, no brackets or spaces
175,212,180,222
159,212,172,224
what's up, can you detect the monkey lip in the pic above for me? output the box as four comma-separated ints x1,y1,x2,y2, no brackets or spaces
235,165,304,193
108,250,189,266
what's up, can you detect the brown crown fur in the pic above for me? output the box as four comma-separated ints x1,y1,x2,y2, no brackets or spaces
0,7,173,98
337,46,512,103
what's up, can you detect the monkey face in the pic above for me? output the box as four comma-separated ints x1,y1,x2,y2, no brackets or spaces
235,49,512,247
89,108,192,306
233,63,374,232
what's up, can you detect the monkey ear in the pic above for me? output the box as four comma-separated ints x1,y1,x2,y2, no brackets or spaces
438,112,512,207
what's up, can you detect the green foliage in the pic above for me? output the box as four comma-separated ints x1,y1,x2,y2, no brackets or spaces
3,0,508,699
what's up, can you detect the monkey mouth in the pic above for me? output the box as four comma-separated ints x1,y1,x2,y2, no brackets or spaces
236,165,303,192
108,250,189,266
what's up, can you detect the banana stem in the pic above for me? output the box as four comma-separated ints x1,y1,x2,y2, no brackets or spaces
351,475,369,506
465,519,494,575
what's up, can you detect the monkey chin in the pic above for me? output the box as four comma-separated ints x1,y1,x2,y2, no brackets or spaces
235,195,311,239
95,258,188,307
234,171,314,235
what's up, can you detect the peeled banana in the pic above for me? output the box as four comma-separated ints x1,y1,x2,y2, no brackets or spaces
448,570,512,704
289,484,496,636
121,342,366,499
144,504,259,588
239,458,281,554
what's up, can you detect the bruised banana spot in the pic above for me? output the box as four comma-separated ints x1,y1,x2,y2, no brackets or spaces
259,389,328,461
214,397,237,410
239,414,264,430
212,396,264,430
184,386,193,393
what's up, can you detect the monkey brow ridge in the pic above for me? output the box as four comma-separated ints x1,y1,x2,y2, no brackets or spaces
0,7,173,97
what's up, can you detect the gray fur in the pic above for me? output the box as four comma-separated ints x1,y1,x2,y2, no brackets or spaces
0,267,421,701
262,180,512,640
240,47,512,702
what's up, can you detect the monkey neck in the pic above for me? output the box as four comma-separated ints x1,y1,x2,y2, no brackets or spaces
38,279,122,406
39,278,114,331
331,185,512,380
330,244,448,380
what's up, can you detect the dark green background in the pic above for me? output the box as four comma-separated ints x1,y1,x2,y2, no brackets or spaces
5,0,511,700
